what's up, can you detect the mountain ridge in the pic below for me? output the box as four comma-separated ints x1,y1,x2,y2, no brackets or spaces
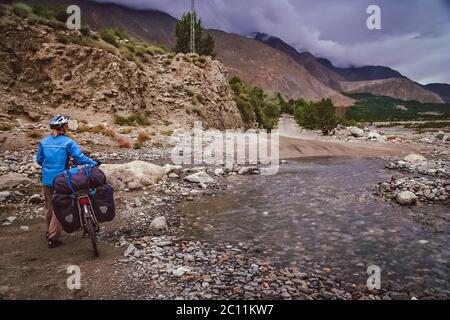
251,32,445,104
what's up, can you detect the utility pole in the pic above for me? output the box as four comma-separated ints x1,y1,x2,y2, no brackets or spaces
190,0,196,54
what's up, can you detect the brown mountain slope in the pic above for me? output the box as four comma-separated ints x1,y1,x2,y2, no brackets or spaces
340,78,444,104
0,10,244,129
252,33,345,91
209,30,354,106
296,52,345,90
14,0,353,106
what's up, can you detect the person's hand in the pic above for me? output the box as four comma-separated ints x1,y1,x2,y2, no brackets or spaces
94,159,102,167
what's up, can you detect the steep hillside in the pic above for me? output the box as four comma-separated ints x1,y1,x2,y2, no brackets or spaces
0,9,244,129
423,83,450,103
340,78,444,104
22,0,178,49
11,0,353,106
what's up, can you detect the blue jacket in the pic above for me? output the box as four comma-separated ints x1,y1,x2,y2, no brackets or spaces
36,135,96,187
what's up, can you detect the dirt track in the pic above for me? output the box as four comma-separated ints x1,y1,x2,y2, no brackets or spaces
0,219,123,299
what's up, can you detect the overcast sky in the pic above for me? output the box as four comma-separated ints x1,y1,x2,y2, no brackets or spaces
94,0,450,84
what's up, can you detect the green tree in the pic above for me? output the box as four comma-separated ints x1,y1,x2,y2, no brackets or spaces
294,99,337,134
174,12,215,56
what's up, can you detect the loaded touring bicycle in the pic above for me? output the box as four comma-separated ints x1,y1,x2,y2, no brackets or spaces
52,164,116,257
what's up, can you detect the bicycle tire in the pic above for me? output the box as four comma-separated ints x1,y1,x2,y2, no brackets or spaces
85,217,99,257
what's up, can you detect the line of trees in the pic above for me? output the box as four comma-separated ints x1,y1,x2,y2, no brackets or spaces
229,77,281,131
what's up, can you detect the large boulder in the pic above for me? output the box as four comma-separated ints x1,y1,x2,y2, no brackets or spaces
404,154,427,163
396,191,417,205
101,161,168,190
184,171,214,184
348,127,364,138
0,173,32,190
367,130,381,140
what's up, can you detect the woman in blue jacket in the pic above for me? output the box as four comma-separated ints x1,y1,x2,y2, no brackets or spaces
36,115,97,248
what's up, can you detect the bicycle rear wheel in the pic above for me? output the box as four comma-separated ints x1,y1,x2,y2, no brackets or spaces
85,217,99,257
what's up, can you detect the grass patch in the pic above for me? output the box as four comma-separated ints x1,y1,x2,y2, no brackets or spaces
133,140,143,149
113,135,131,148
345,93,450,122
0,123,12,131
99,28,130,47
0,5,7,16
184,87,195,97
114,113,150,126
12,2,33,18
145,46,165,56
76,125,116,137
27,130,41,139
120,127,133,134
160,129,173,136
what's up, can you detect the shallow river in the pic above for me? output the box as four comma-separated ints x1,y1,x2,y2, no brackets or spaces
179,157,449,298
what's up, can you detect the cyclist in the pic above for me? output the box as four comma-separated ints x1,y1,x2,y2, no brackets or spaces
36,115,98,248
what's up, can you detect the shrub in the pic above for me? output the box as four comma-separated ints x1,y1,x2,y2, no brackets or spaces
113,135,131,148
0,123,12,131
76,124,112,135
13,2,33,18
103,127,117,137
31,3,67,22
184,87,194,97
100,29,119,47
114,113,150,126
0,5,6,17
160,129,173,136
137,131,151,141
146,46,165,56
56,33,71,44
133,140,143,149
27,130,41,139
80,24,91,37
195,94,205,104
120,127,133,134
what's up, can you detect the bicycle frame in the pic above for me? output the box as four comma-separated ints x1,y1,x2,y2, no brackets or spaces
75,192,99,232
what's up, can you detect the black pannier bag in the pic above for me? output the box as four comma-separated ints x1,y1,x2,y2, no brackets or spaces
90,184,116,223
51,193,82,233
53,166,106,194
52,166,115,233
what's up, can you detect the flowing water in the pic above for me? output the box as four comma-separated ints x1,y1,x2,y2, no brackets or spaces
179,157,449,298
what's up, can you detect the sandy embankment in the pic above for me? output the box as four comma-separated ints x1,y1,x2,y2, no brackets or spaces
273,116,419,159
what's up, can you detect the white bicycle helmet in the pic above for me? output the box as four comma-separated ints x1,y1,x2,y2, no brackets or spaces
49,115,69,129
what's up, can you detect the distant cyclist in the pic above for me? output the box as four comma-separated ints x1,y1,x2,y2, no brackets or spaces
36,115,98,248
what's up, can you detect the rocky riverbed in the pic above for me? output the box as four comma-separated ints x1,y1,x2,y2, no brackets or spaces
0,123,449,300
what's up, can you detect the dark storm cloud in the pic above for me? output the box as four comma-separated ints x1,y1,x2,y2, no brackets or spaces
94,0,450,84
